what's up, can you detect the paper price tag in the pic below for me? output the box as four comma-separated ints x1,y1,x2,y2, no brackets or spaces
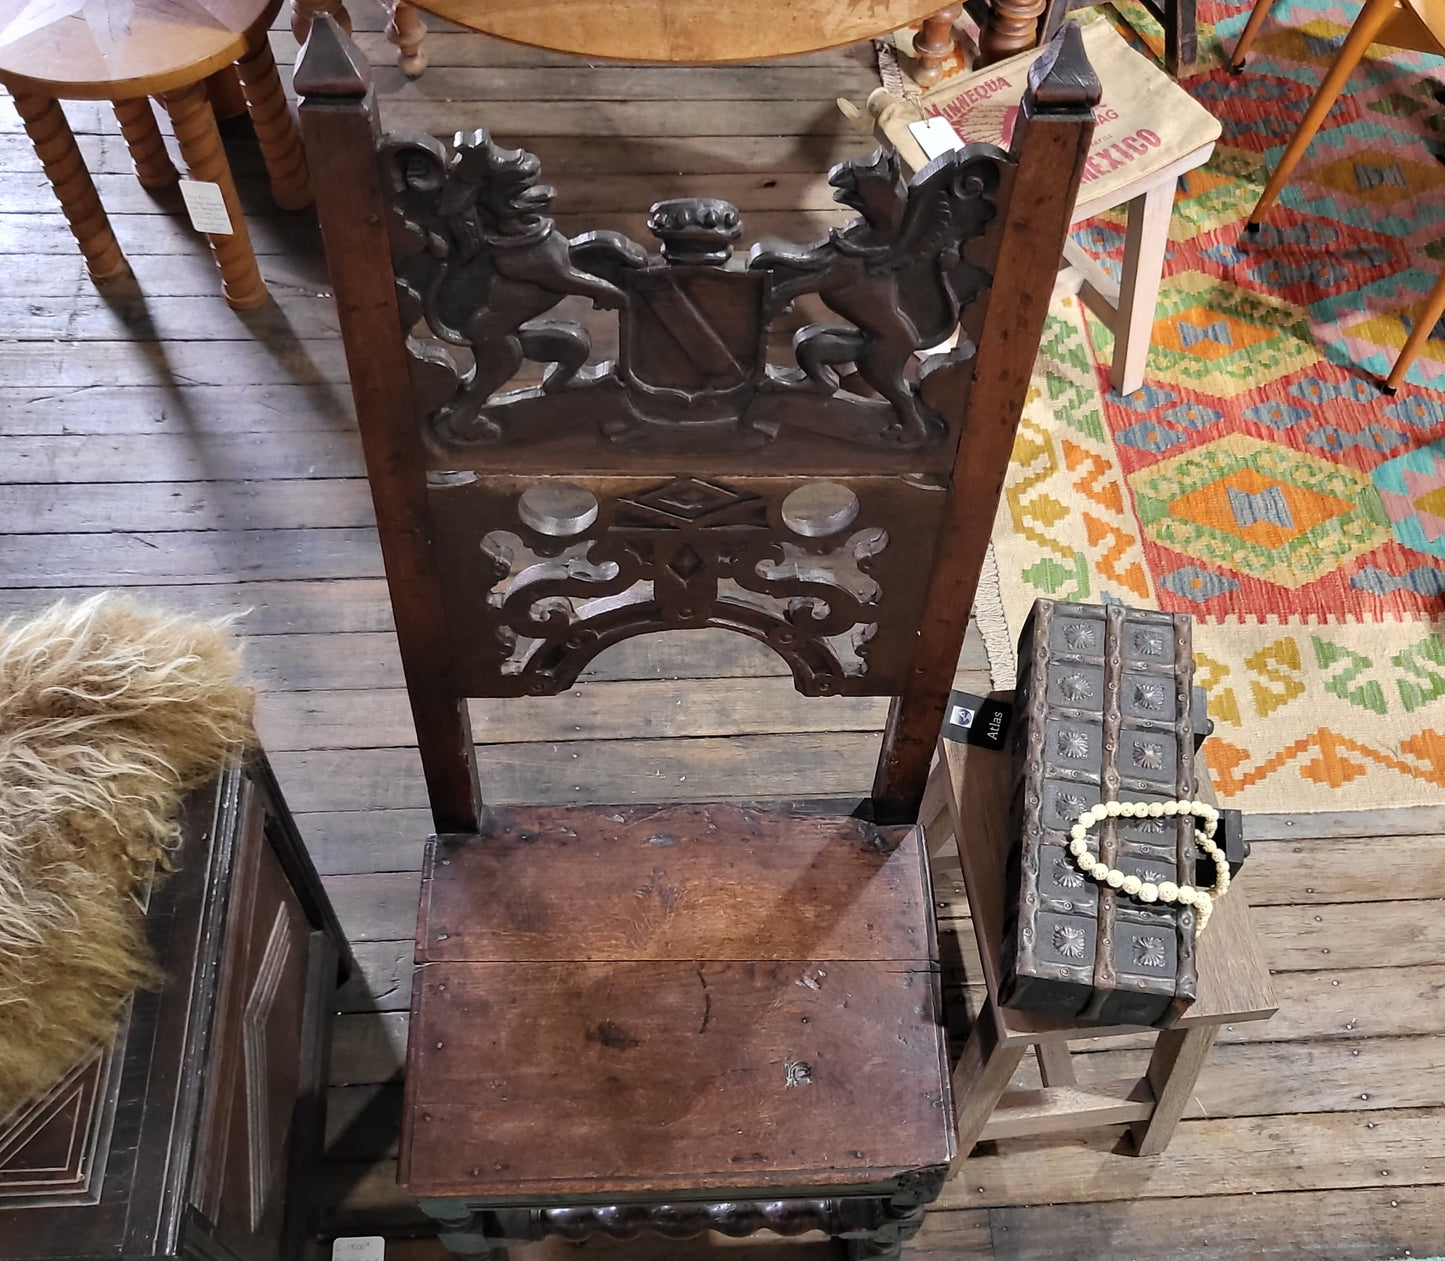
906,116,966,161
179,180,234,236
331,1238,385,1261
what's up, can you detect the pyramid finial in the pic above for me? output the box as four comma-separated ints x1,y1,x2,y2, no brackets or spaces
294,14,371,100
1026,21,1101,114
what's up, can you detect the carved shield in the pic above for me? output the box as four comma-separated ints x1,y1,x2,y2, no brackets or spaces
619,266,769,425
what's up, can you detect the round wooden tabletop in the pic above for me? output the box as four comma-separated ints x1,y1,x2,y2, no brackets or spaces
406,0,948,63
0,0,275,98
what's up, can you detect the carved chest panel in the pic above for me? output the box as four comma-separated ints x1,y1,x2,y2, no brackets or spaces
0,760,347,1261
1002,600,1202,1027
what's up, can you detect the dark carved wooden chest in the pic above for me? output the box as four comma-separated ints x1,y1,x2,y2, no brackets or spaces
0,756,349,1261
1002,599,1203,1027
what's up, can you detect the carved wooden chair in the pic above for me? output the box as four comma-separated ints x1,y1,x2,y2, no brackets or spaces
296,18,1097,1258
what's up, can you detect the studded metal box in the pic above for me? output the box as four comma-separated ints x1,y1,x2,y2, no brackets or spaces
1002,599,1201,1028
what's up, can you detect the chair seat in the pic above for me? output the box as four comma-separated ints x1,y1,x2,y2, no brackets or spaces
399,803,954,1200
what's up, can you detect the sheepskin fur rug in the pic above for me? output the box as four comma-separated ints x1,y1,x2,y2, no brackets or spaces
0,596,254,1117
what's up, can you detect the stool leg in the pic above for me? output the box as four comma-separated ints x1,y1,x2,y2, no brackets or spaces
1248,0,1397,227
1110,178,1177,396
1383,264,1445,393
950,998,1028,1168
236,29,312,210
1129,1024,1217,1156
161,81,268,310
913,5,962,89
1228,0,1280,71
12,89,128,282
112,98,179,189
978,0,1047,65
291,0,352,41
386,0,429,77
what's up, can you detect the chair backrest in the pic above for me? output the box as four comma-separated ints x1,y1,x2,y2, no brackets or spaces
294,20,1098,834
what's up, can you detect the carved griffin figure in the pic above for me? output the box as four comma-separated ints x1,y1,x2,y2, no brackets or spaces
748,146,1002,446
379,130,648,435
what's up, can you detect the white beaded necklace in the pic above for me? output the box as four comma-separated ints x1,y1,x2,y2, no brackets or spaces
1068,799,1230,937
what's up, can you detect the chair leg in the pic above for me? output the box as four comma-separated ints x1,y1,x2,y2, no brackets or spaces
1228,0,1280,71
1164,0,1197,76
1110,177,1177,396
113,98,180,189
1248,0,1399,226
1129,1024,1217,1156
161,80,268,310
386,0,430,76
950,998,1028,1166
236,28,313,209
12,89,129,281
1383,264,1445,392
913,5,963,88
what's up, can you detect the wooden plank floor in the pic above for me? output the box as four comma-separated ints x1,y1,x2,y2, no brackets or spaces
3,5,1444,1258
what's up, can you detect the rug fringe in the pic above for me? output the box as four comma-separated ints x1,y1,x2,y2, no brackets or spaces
975,540,1018,691
873,36,912,100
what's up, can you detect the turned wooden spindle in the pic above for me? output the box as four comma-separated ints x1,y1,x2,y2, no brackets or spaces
112,98,180,189
12,90,129,281
162,81,268,309
387,1,429,77
236,30,313,209
978,0,1049,65
913,4,962,87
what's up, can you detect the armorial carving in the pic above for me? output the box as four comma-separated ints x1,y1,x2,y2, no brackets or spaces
377,130,1008,458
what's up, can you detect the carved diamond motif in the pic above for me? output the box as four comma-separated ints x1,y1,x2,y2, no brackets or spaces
666,544,706,581
630,477,750,522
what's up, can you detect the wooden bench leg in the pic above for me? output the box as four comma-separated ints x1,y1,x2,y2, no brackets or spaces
12,89,129,282
1109,177,1176,396
1163,0,1197,76
950,998,1027,1168
236,28,313,210
1129,1023,1216,1156
113,98,180,189
162,80,268,310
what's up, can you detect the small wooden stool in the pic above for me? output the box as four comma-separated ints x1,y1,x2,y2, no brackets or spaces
872,17,1219,395
922,713,1277,1161
0,0,311,309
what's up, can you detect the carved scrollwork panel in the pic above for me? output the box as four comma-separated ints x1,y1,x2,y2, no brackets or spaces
378,127,1014,475
426,474,946,698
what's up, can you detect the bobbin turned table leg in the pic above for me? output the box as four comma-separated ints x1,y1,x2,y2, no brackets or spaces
913,5,962,87
386,0,429,76
162,80,268,310
978,0,1047,65
113,98,180,189
12,89,129,281
236,28,312,209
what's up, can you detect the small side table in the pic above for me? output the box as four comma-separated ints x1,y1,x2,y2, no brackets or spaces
0,755,351,1261
924,714,1276,1161
0,0,311,308
871,17,1219,395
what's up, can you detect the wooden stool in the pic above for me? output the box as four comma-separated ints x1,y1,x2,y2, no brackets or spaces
871,18,1219,395
0,0,311,309
923,716,1277,1160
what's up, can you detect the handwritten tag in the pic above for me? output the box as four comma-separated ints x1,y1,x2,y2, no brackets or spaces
179,180,234,236
907,116,965,161
331,1238,385,1261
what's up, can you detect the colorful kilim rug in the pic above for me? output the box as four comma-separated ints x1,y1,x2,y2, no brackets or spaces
904,0,1445,812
